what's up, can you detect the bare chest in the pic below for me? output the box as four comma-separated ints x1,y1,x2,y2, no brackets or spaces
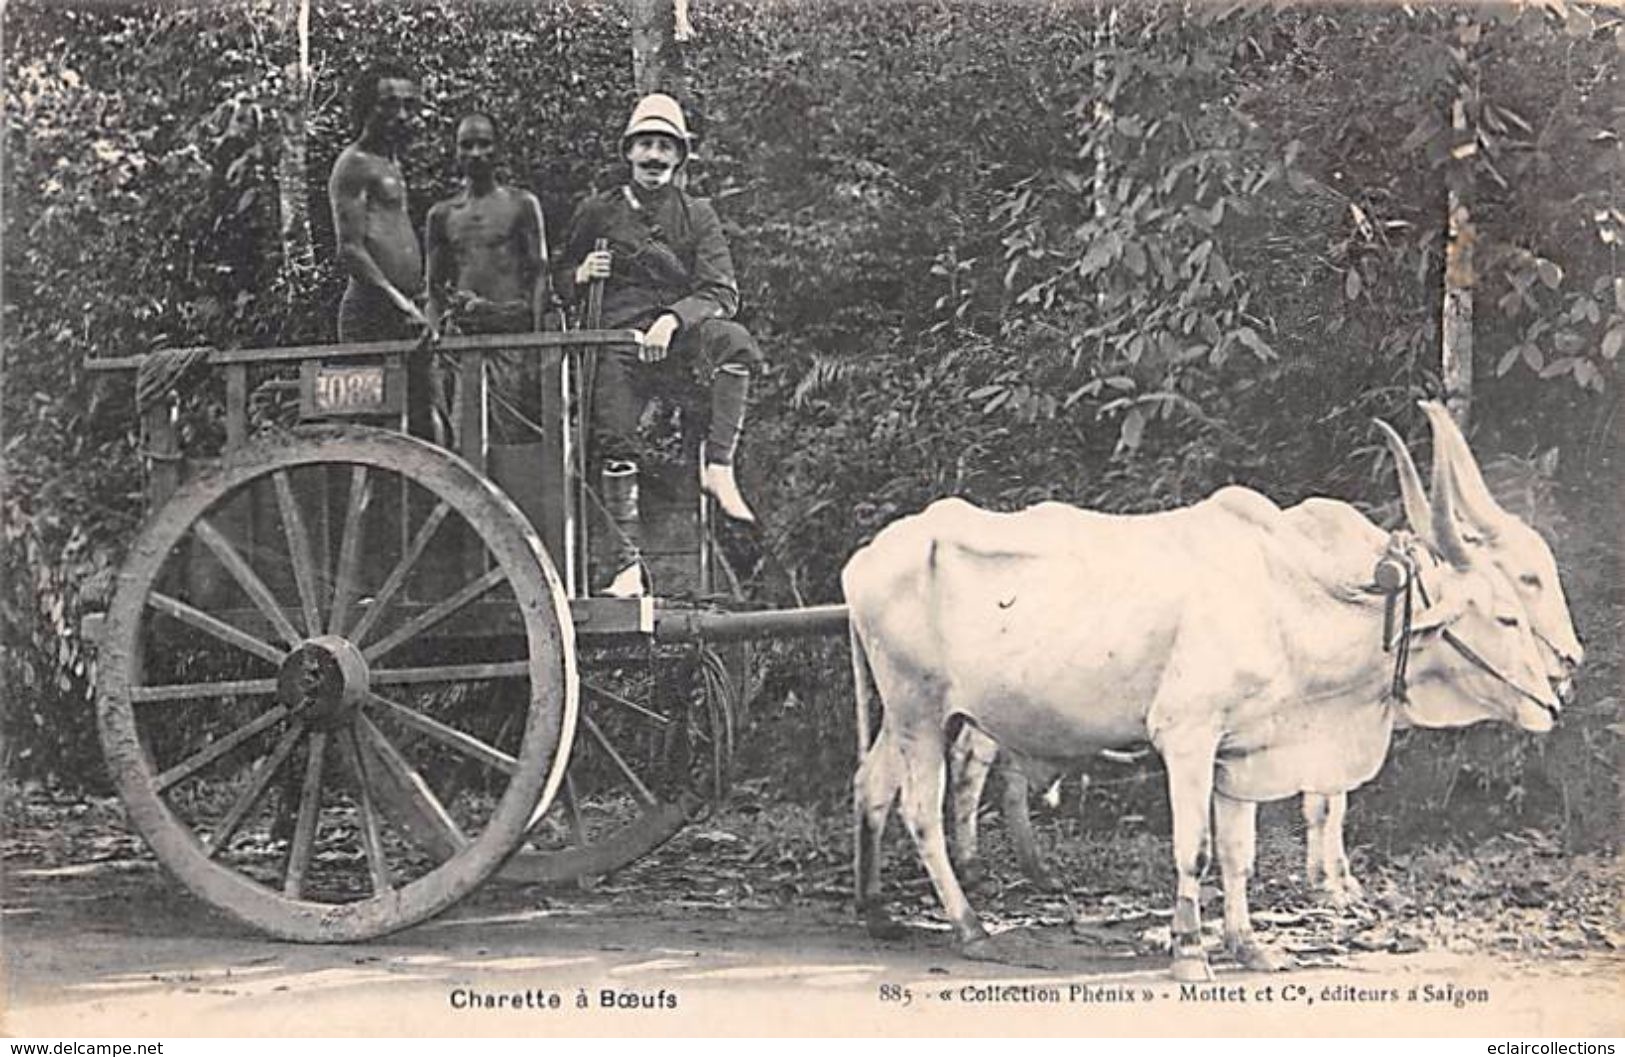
446,198,523,250
368,164,409,213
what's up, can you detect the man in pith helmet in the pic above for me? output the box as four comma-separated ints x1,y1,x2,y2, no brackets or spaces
557,92,763,597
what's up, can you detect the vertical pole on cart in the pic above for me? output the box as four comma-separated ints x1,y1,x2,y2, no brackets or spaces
575,238,609,594
558,340,580,598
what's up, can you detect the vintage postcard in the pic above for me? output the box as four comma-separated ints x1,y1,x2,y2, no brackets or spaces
3,0,1620,1041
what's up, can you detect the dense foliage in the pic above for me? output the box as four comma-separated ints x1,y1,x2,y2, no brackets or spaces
3,0,1619,849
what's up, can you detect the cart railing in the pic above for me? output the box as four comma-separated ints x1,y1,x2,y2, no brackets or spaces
89,334,854,641
89,331,643,600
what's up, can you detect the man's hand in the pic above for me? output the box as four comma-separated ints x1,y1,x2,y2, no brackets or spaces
397,294,438,340
575,250,613,286
641,312,679,363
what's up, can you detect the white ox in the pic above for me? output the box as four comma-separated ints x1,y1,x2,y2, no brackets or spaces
946,405,1583,905
843,413,1563,981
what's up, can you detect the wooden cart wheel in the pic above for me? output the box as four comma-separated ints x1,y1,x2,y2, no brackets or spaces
503,513,748,886
503,638,741,885
97,424,576,942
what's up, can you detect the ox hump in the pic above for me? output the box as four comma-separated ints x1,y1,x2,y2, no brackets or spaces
1208,486,1286,529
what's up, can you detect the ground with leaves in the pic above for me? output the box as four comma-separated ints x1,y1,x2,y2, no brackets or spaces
5,786,1621,1036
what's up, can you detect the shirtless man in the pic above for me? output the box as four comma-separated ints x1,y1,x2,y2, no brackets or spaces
425,113,548,440
328,63,432,342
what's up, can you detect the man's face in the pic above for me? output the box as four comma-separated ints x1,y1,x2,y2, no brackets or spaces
368,77,419,146
456,116,497,180
627,133,682,189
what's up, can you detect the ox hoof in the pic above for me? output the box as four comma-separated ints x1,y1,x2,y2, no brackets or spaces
960,933,1003,963
1230,940,1290,974
1027,866,1063,893
961,932,1062,969
862,909,909,942
959,860,989,890
1171,954,1214,983
1319,884,1369,916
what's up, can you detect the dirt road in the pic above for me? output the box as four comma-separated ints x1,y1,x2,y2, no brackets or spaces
5,852,1622,1038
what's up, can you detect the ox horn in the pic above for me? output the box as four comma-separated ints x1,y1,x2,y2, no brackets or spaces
1424,406,1474,568
1374,418,1432,539
1420,400,1506,539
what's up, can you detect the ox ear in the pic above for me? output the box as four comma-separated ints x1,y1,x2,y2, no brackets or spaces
1374,418,1431,538
1421,400,1506,540
1425,407,1474,569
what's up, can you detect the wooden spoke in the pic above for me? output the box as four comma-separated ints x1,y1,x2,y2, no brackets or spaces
327,466,372,636
364,692,517,775
347,499,452,648
147,592,287,666
273,470,324,637
131,678,279,704
96,428,575,941
362,566,507,663
155,704,293,791
338,728,393,894
193,517,303,648
282,730,328,898
205,722,306,859
563,772,587,849
370,661,529,686
581,713,658,806
356,715,469,860
582,679,672,727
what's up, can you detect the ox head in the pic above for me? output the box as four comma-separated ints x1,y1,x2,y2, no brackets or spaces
1419,401,1585,689
1374,414,1561,734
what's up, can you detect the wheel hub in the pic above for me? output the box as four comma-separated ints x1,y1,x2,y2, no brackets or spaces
277,635,370,730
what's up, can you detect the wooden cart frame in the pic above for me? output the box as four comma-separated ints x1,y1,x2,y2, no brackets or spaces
86,331,846,942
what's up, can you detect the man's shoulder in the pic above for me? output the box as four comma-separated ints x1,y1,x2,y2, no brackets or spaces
676,190,726,233
495,185,543,214
331,142,394,185
334,141,388,169
564,187,627,230
576,186,624,212
682,191,722,220
426,189,467,214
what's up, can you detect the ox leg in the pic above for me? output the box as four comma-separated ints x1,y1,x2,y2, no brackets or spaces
1163,743,1217,982
854,729,906,940
1215,793,1288,973
1302,793,1329,895
1000,764,1059,891
895,731,992,956
1303,792,1363,909
946,725,996,888
1322,792,1364,909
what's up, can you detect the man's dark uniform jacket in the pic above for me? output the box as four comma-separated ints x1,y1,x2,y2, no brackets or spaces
555,184,742,333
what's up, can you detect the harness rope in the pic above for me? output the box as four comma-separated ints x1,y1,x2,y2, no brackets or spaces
1374,534,1556,718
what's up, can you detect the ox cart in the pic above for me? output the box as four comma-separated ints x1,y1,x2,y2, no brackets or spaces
84,327,848,942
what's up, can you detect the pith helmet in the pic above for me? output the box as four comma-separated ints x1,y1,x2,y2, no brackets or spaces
622,93,691,161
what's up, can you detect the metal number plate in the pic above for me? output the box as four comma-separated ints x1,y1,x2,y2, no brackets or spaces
313,366,388,413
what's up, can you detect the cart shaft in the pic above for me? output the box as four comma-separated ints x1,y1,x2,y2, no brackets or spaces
654,603,849,643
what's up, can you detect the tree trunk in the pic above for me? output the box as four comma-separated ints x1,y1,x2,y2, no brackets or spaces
1442,187,1475,428
1092,1,1117,308
630,0,686,96
1440,27,1477,428
275,0,314,284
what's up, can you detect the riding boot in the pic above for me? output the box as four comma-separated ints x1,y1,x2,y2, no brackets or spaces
600,459,646,597
700,364,756,523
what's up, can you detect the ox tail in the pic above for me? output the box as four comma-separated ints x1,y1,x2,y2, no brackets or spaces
850,618,881,756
